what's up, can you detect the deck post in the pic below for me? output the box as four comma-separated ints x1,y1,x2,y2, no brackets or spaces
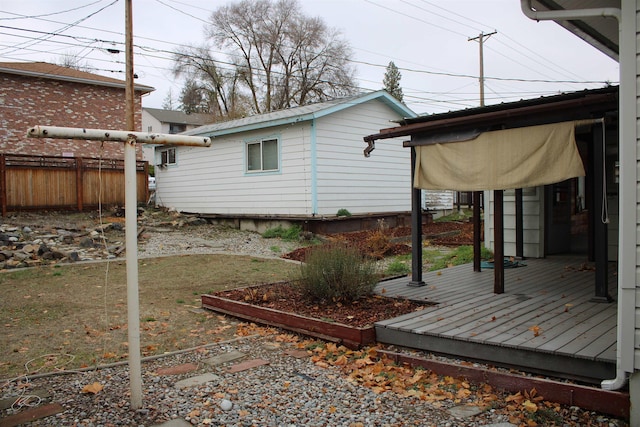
591,123,612,302
515,188,524,259
409,147,425,287
494,190,504,294
473,191,482,271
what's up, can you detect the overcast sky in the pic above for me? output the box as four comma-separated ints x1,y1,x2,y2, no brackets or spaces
1,0,620,115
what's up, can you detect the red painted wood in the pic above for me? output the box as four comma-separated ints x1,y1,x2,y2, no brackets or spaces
201,294,376,348
379,350,629,420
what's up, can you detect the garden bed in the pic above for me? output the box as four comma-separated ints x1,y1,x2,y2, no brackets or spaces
201,281,430,348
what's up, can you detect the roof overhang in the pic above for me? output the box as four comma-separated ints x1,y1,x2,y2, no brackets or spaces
364,86,618,146
0,65,155,94
522,0,620,61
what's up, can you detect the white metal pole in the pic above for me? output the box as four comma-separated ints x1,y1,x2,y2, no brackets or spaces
124,0,143,410
124,136,142,409
24,122,210,410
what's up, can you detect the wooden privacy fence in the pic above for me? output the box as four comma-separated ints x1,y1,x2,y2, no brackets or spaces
0,154,149,216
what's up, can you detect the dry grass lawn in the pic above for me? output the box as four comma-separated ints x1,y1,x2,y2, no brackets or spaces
0,254,299,379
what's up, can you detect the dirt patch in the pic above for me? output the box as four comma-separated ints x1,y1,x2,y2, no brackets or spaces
0,254,298,379
283,220,475,262
214,281,432,328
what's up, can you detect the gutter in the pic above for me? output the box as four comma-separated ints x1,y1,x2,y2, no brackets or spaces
520,0,629,392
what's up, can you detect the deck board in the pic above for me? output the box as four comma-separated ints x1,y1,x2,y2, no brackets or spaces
374,256,618,382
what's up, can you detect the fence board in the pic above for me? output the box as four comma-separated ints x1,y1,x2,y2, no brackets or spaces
0,154,148,215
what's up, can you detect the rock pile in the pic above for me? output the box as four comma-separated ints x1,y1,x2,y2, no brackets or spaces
0,222,125,269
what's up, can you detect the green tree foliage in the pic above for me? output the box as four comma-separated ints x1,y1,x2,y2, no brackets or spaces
383,61,404,102
173,0,357,117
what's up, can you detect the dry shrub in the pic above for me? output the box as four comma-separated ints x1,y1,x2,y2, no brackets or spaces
295,242,378,303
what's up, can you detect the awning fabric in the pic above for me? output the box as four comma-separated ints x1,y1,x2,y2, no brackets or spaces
413,121,587,191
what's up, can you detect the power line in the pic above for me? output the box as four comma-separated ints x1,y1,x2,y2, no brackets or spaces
0,0,107,21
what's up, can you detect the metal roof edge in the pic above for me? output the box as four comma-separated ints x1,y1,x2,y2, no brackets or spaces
185,91,417,138
310,90,417,120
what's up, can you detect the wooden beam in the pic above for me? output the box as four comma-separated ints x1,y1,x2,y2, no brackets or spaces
409,147,424,287
515,188,524,259
591,124,611,302
76,157,83,212
494,190,504,294
473,191,482,272
0,154,6,217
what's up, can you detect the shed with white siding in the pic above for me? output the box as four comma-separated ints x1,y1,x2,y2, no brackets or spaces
152,91,416,226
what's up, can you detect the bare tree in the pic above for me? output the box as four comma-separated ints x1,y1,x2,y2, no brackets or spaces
173,45,249,119
56,51,94,72
174,0,357,116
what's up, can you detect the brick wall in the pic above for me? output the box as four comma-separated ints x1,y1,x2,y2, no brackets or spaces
0,74,144,159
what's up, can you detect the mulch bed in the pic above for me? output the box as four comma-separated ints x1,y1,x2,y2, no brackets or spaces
214,281,431,328
282,220,475,262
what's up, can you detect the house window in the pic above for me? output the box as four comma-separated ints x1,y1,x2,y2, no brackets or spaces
160,147,176,166
247,138,279,172
169,123,186,134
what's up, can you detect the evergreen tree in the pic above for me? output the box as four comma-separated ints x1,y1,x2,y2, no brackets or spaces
383,61,404,102
162,89,175,110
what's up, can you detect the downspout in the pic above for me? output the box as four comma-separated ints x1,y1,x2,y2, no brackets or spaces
310,119,318,215
520,0,629,391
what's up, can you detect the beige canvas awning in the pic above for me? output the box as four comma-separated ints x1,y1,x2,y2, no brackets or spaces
414,120,590,191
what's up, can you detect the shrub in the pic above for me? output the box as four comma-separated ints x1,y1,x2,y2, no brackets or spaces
295,243,378,303
386,259,411,276
262,224,302,241
336,208,352,217
428,245,493,271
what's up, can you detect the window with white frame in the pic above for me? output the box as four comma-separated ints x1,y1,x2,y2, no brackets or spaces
160,147,176,166
246,138,279,172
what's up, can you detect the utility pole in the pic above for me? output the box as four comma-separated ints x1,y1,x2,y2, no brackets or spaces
468,31,496,107
468,31,496,274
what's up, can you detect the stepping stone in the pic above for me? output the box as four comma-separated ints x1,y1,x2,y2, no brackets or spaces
0,389,50,411
0,403,63,427
227,358,270,373
284,349,309,359
174,373,220,389
156,363,198,376
448,405,484,418
262,342,281,350
202,350,246,367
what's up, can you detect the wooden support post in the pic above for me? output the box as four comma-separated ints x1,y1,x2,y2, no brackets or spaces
591,124,611,302
494,190,504,294
76,157,84,212
473,191,482,272
0,154,6,217
515,188,524,259
409,147,425,287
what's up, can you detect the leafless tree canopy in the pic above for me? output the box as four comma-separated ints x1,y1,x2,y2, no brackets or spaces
173,0,357,117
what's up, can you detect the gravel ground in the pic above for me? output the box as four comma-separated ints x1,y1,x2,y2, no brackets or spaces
0,212,630,426
2,334,522,427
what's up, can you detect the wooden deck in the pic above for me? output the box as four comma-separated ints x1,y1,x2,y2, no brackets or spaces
374,256,618,383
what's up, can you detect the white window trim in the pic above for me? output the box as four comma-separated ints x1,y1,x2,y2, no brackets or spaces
245,137,280,173
159,147,176,167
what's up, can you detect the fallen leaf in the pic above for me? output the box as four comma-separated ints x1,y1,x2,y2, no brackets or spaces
81,382,103,394
522,400,538,412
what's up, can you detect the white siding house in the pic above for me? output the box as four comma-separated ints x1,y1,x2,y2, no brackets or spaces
141,108,214,163
153,91,416,221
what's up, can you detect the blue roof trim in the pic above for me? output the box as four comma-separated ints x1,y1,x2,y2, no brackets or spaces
183,91,417,138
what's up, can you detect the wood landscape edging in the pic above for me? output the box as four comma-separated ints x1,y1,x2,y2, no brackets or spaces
201,292,376,349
